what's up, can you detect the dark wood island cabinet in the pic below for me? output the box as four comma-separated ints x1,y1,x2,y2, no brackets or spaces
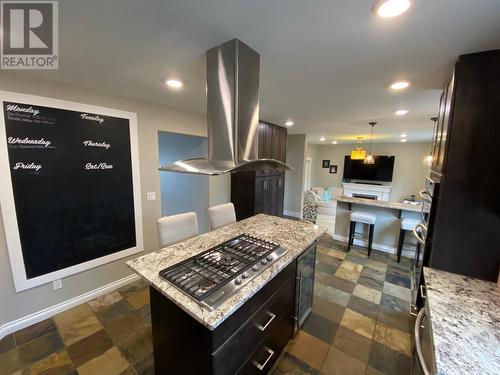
150,261,296,375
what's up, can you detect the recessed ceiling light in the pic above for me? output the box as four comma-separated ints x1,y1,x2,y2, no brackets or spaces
400,133,408,138
285,120,294,126
166,79,183,88
400,138,408,142
320,137,325,141
374,0,412,18
390,81,410,90
395,109,409,116
332,141,338,145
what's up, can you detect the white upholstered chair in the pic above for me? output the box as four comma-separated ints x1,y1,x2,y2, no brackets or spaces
157,212,199,248
397,217,423,264
348,211,377,256
208,203,236,230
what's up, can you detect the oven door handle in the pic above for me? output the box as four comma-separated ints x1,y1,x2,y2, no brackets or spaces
414,308,431,375
419,189,432,204
413,223,427,245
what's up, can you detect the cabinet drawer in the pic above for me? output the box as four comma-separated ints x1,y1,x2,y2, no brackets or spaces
212,277,294,375
237,308,293,375
213,261,295,348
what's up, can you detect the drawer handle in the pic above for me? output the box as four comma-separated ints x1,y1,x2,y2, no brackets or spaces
420,285,427,299
255,311,276,332
419,189,432,203
413,223,427,245
252,346,275,371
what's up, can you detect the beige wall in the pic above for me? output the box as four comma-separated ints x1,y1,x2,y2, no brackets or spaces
284,134,306,215
0,72,230,326
306,141,321,190
307,142,431,202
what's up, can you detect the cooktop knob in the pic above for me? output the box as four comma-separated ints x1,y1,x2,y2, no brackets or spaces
234,277,242,285
261,259,268,265
241,272,249,279
252,265,259,271
266,255,274,261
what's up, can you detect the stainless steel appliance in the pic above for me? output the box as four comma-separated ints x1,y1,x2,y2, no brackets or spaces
293,242,316,334
159,234,287,310
411,177,434,308
158,39,292,175
412,303,436,375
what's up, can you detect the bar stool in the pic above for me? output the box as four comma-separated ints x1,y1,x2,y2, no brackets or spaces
348,211,377,256
157,212,199,248
208,203,236,230
397,218,421,263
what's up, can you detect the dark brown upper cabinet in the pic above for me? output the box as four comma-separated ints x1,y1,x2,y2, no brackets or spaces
231,121,288,220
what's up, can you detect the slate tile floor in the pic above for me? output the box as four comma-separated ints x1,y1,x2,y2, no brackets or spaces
0,281,153,375
271,235,414,375
0,234,414,375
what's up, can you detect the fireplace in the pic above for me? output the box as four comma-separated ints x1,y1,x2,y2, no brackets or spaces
342,183,392,201
352,193,378,200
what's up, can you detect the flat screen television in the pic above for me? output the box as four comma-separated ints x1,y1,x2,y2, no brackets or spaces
343,155,395,182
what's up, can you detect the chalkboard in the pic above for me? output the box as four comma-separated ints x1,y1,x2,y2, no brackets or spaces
0,92,143,291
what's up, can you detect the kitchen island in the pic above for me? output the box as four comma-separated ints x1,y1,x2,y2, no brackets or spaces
422,267,500,375
127,214,325,374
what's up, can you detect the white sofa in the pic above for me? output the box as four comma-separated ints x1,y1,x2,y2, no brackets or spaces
306,187,342,235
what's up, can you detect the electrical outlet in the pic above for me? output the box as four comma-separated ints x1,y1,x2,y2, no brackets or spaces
52,279,62,290
146,192,156,201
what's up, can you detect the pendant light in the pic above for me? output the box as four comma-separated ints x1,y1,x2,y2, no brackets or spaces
364,122,377,164
424,117,437,166
350,137,367,160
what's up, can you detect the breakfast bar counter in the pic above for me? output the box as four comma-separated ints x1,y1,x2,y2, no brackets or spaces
335,195,429,216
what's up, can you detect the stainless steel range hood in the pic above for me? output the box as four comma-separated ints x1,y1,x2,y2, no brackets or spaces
159,39,292,175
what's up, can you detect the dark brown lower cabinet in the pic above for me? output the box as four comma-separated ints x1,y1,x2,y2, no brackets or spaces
150,261,296,375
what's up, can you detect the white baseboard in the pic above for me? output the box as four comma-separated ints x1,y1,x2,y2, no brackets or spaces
331,234,417,259
284,210,301,218
0,274,139,340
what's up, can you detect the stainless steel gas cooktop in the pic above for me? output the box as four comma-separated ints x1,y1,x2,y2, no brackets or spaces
159,234,287,310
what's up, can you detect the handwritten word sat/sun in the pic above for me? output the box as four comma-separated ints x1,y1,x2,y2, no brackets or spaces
85,163,113,170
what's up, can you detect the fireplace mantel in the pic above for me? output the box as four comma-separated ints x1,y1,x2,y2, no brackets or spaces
342,183,392,201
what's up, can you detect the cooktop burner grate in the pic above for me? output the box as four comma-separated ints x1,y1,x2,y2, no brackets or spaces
159,234,282,306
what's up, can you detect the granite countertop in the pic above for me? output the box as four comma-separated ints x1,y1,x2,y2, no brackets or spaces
335,195,429,213
127,214,326,330
424,267,500,375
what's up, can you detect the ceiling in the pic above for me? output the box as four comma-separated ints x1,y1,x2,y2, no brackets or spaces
23,0,500,143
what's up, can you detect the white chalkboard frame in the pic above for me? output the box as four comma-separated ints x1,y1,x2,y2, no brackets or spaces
0,91,143,292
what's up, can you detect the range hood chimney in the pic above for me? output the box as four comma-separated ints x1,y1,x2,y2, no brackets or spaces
159,39,292,175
